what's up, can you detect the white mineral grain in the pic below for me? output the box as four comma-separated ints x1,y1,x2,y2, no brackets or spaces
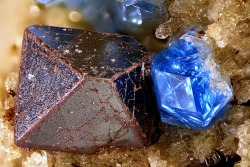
22,151,48,167
5,72,18,92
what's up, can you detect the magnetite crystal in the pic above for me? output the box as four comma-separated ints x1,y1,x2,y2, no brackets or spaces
15,25,158,154
151,26,233,129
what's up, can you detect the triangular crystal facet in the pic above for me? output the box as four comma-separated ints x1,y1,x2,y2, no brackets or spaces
15,25,158,154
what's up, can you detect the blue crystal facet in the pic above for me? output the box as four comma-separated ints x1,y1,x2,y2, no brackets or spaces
121,0,166,26
151,26,233,129
37,0,168,33
36,0,63,5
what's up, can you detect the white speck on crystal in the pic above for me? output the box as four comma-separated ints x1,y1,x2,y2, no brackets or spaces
75,49,82,53
63,49,70,54
27,74,35,80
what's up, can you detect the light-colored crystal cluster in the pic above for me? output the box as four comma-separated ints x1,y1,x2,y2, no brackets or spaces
0,0,249,166
210,42,250,104
155,0,212,39
237,120,250,167
205,0,250,105
207,0,250,55
4,72,18,111
156,0,250,56
22,151,48,167
0,113,21,161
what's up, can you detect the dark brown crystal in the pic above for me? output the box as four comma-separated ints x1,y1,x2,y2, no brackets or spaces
14,25,159,154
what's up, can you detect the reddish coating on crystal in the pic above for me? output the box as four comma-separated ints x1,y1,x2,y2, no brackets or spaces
15,25,158,154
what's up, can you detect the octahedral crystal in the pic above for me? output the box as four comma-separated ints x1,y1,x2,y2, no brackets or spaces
151,26,233,129
15,25,158,154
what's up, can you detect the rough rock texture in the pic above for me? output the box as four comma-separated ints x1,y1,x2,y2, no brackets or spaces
209,42,250,104
237,119,250,167
155,0,212,39
206,0,250,55
206,0,250,105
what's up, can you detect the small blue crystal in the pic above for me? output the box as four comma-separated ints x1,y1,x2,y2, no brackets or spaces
37,0,168,33
121,0,166,25
36,0,62,5
151,26,233,129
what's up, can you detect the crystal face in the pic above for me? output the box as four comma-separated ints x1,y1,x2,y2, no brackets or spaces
37,0,168,33
15,25,158,154
151,26,233,129
121,0,166,25
36,0,62,5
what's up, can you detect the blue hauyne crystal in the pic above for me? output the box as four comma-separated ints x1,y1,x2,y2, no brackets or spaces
36,0,168,33
36,0,62,5
151,26,233,129
121,0,167,26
